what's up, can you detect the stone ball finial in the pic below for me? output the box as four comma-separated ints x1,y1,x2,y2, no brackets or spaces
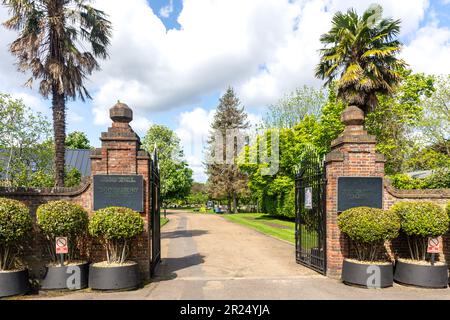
110,101,133,123
341,105,364,126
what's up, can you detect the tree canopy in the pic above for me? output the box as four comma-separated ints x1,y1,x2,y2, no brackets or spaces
315,4,406,115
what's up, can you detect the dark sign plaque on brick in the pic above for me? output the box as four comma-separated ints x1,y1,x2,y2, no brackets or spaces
337,177,383,212
93,175,144,212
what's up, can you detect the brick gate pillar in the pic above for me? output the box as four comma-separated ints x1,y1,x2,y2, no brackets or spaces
90,102,152,281
324,106,385,278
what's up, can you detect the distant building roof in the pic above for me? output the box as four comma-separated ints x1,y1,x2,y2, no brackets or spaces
0,148,92,177
65,149,91,177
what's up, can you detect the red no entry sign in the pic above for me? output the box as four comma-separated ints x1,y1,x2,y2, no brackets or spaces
55,237,68,254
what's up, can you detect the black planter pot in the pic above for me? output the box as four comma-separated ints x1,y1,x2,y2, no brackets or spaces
40,262,89,290
89,262,140,291
0,269,30,298
394,260,448,288
342,259,394,288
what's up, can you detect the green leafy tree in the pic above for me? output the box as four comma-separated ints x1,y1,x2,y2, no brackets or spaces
65,131,92,149
2,0,112,187
420,74,450,156
315,4,406,115
263,86,325,128
365,70,435,174
0,93,53,187
142,125,193,213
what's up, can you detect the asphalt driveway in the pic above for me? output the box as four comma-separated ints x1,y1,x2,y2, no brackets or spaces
31,211,450,300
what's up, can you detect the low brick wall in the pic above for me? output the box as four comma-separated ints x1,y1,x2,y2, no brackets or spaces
383,180,450,265
0,102,154,282
0,179,91,279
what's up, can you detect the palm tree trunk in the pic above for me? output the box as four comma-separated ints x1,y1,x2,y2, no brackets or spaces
52,85,66,187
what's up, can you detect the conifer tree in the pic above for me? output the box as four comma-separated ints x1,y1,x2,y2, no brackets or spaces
206,87,249,213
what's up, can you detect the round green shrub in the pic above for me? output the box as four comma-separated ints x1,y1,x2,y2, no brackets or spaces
338,207,400,244
0,198,32,270
447,202,450,217
391,201,449,238
0,198,32,246
89,207,144,241
37,200,89,239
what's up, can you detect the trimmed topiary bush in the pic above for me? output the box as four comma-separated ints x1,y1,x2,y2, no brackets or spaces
89,207,144,264
391,201,449,261
0,198,32,270
36,200,88,263
338,207,400,262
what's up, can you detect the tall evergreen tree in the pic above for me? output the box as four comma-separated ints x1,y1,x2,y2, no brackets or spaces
206,87,249,213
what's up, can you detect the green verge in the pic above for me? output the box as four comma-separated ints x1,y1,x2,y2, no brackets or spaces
222,213,295,244
161,217,170,227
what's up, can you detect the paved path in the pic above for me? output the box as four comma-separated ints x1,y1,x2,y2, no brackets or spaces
34,211,450,300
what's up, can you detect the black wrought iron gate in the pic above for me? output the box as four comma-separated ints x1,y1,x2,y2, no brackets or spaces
150,148,161,276
295,147,326,274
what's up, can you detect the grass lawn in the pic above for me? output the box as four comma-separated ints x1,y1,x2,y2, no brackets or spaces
223,213,296,244
161,217,170,227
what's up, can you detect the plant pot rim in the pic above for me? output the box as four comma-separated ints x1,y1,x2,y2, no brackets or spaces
90,261,137,268
344,258,392,266
396,258,447,267
45,261,89,268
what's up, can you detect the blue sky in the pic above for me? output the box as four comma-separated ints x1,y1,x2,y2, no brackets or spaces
1,0,450,182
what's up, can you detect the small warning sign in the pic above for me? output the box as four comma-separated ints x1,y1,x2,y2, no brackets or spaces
427,237,440,254
55,237,68,254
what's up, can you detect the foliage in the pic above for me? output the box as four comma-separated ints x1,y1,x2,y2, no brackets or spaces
388,171,450,190
65,167,82,188
142,125,193,208
65,131,92,149
2,0,112,186
263,86,325,129
206,87,250,213
240,85,345,218
37,200,88,263
366,70,435,174
391,201,449,260
0,198,32,270
316,4,406,115
89,207,144,264
338,207,400,261
420,74,450,157
0,94,53,187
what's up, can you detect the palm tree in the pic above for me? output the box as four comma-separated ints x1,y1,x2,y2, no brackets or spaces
2,0,112,186
315,4,406,116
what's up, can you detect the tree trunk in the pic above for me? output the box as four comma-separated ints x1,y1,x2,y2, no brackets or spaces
233,192,238,214
52,86,66,187
227,194,232,213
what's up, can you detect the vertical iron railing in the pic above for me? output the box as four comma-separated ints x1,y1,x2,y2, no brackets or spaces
295,146,326,275
150,148,161,276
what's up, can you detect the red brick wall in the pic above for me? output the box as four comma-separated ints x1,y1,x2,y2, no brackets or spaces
324,125,450,278
0,107,154,281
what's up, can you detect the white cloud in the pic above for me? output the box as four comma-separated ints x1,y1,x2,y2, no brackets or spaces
159,0,174,18
402,23,450,74
175,107,261,182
